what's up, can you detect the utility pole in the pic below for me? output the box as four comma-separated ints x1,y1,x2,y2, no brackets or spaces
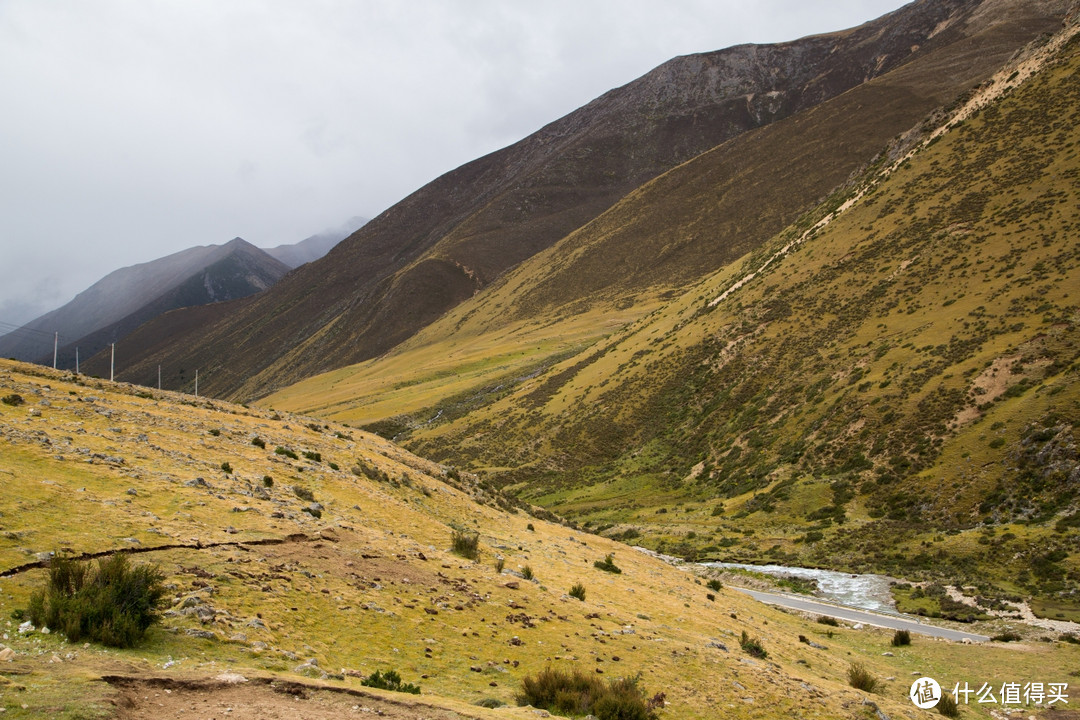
110,343,115,382
52,332,58,369
158,364,161,391
195,369,199,397
75,347,79,375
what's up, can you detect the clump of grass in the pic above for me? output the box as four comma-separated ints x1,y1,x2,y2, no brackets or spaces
302,450,321,462
892,629,911,646
292,485,315,502
569,583,586,601
262,475,273,487
208,428,220,437
594,553,622,574
706,578,723,591
1,393,25,406
451,529,479,560
360,669,420,695
251,437,266,449
522,565,535,581
739,630,767,659
816,615,839,626
275,446,298,460
991,631,1022,642
494,557,505,573
937,690,960,717
847,662,878,692
515,667,660,720
27,553,165,648
220,461,232,474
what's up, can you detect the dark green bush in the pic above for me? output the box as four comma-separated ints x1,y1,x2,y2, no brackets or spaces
892,629,911,646
251,437,266,449
302,450,322,462
292,485,315,502
706,578,723,592
991,631,1022,642
816,615,839,627
220,461,232,474
451,529,479,560
1,394,24,406
360,668,420,694
569,583,586,601
28,553,165,648
594,553,622,574
262,475,273,487
522,564,534,581
937,690,960,717
494,557,505,573
275,446,298,460
739,630,767,658
515,667,659,720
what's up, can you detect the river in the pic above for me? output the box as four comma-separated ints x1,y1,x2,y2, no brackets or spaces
703,561,900,615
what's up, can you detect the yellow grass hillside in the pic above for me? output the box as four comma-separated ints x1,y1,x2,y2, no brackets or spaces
3,360,1077,718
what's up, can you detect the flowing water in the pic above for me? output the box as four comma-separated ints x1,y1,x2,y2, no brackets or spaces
704,562,899,615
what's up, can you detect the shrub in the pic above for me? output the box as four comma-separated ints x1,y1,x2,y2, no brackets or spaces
526,523,535,531
292,485,315,502
262,475,273,487
1,394,24,406
569,583,586,601
360,669,420,695
209,428,220,437
515,667,658,720
476,698,505,708
220,461,232,474
451,529,479,560
816,615,839,627
27,553,165,648
991,631,1022,642
739,630,767,659
522,565,534,581
594,553,622,574
328,461,339,471
937,690,960,717
275,446,298,460
251,437,266,449
494,557,505,573
706,578,723,592
847,662,878,692
302,450,322,462
892,629,911,646
706,593,715,602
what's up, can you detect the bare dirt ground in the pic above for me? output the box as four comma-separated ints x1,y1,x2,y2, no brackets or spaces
108,675,485,720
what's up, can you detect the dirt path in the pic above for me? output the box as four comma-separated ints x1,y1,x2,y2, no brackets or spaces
107,674,486,720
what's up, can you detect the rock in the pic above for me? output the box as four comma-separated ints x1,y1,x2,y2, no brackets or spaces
0,648,15,662
215,673,248,684
706,640,728,651
185,628,215,640
126,488,138,496
184,477,209,488
17,621,33,634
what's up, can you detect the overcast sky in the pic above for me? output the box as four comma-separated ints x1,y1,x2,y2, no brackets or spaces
0,0,908,327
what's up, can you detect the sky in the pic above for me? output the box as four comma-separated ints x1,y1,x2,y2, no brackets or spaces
0,0,909,327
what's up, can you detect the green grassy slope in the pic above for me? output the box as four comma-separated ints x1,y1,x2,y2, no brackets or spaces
334,25,1080,617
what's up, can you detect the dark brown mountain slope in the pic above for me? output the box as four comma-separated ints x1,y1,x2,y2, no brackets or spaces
106,0,1067,400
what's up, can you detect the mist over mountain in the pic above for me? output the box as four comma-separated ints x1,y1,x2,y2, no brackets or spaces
262,216,368,268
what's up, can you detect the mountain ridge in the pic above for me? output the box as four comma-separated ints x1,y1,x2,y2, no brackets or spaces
97,0,1045,401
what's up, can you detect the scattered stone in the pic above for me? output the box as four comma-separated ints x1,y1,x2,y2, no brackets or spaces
185,628,215,640
706,640,728,651
126,488,138,496
0,648,14,662
184,477,209,488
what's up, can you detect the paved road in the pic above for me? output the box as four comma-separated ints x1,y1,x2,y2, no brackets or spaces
733,587,991,643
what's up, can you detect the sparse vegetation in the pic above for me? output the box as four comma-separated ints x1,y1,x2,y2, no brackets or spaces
594,553,622,574
892,629,911,646
739,630,767,659
706,578,723,592
521,564,535,581
27,553,165,648
817,616,839,627
569,583,586,601
275,446,298,460
515,667,660,720
302,450,321,462
251,436,265,449
450,528,479,560
1,393,24,406
220,461,232,474
937,690,960,717
847,662,879,692
360,668,420,695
